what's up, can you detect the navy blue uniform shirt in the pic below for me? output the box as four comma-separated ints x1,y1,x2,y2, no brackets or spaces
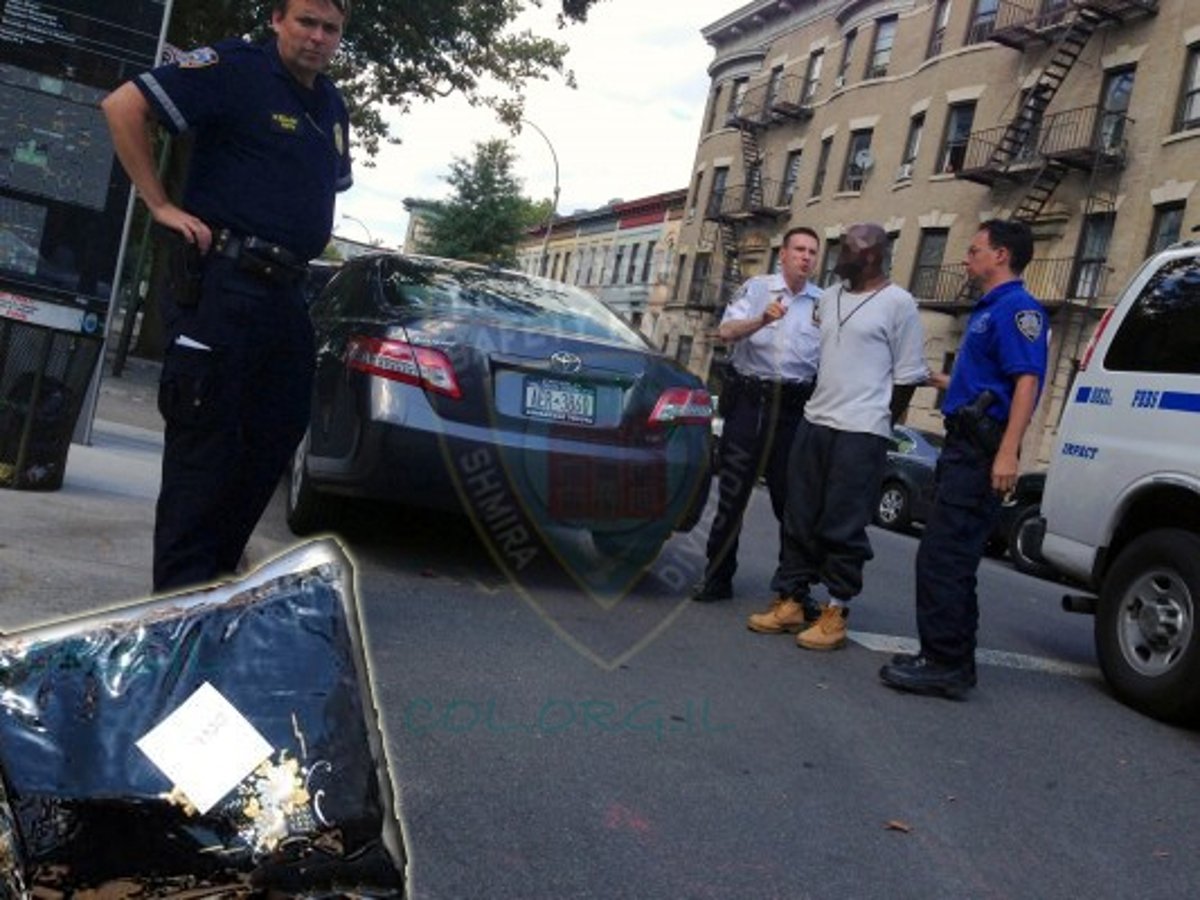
943,279,1048,422
136,38,352,261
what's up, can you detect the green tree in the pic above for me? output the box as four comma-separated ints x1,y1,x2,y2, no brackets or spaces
165,0,607,158
423,139,544,266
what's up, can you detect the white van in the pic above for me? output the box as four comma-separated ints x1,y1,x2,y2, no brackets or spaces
1040,240,1200,725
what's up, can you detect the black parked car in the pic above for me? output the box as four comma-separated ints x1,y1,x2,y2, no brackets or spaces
994,470,1052,578
287,253,714,563
875,425,942,531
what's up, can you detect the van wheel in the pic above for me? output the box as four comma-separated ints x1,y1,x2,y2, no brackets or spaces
1096,529,1200,725
876,482,911,531
1008,506,1056,579
287,432,336,536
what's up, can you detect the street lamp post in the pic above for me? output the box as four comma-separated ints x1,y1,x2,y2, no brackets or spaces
520,118,560,278
339,213,374,246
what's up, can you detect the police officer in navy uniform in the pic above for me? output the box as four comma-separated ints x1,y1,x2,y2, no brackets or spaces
691,226,822,603
880,219,1049,697
102,0,352,592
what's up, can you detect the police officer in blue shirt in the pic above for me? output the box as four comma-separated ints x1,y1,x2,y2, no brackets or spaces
691,226,822,603
102,0,352,592
880,219,1049,698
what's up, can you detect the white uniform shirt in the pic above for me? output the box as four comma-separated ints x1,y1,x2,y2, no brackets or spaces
804,283,931,438
721,273,822,383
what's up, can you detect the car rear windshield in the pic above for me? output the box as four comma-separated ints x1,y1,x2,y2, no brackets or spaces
380,257,650,347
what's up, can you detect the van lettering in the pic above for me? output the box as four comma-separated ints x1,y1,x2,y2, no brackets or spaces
1061,442,1099,460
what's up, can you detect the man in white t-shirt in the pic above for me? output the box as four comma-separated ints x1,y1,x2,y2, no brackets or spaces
748,223,930,650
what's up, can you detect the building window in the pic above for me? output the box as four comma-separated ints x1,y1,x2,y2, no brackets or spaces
561,251,571,283
705,83,722,133
675,335,694,368
689,254,712,306
1073,212,1116,299
840,130,873,192
688,171,703,220
765,65,784,109
708,166,729,217
811,137,833,198
672,254,687,300
866,17,897,79
642,240,657,282
803,50,824,102
1147,202,1186,256
910,228,949,297
938,102,976,174
968,0,998,45
1098,67,1135,153
610,247,624,285
927,0,952,59
767,246,781,275
1176,45,1200,132
819,239,842,287
836,29,857,89
898,113,924,180
884,231,899,276
626,244,640,283
779,150,803,205
726,77,748,122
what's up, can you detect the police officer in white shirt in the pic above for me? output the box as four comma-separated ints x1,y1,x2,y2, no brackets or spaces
692,226,822,603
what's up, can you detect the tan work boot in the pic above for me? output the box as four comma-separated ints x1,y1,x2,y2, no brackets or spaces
747,597,807,634
796,604,848,650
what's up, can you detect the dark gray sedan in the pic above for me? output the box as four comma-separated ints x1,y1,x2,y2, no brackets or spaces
287,253,714,565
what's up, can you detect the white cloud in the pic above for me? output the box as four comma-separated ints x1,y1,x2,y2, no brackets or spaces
335,0,735,249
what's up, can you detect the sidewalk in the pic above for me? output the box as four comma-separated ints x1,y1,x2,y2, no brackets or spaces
0,356,287,633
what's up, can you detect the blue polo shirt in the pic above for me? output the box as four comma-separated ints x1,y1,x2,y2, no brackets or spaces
136,38,352,261
943,279,1048,422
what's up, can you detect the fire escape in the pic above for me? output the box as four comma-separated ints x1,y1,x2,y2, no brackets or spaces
945,0,1157,308
691,72,814,317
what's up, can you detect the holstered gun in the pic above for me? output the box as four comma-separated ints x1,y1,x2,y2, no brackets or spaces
956,389,1003,456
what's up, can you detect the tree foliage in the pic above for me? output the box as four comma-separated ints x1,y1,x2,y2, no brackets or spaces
422,139,545,266
165,0,606,158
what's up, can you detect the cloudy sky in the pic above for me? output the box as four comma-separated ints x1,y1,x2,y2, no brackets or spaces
336,0,740,249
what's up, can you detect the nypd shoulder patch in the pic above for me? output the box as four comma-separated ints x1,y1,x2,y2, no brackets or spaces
1015,309,1044,342
178,47,220,69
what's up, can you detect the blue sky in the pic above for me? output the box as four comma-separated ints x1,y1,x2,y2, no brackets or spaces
335,0,740,249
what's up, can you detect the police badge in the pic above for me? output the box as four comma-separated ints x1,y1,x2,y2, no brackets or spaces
1015,309,1044,342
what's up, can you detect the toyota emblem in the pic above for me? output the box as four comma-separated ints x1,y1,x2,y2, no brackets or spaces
549,351,583,374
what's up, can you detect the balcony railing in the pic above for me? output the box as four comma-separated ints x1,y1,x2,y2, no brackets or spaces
769,73,818,121
914,257,1114,308
685,278,738,312
725,82,770,129
704,179,788,221
959,103,1130,179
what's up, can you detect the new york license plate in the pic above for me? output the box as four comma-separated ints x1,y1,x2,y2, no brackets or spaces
523,377,596,424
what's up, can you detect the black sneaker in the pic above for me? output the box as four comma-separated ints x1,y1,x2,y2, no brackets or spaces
889,651,977,687
690,580,734,603
879,653,974,699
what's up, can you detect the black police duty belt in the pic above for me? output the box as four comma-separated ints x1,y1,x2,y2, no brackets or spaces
212,229,306,285
730,370,815,405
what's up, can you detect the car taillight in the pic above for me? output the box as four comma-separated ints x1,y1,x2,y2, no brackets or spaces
345,336,462,399
1078,307,1115,372
649,388,712,426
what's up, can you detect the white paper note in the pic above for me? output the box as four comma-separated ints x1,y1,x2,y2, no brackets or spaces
136,682,273,814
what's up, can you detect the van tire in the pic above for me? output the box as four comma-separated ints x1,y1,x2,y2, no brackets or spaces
1096,529,1200,725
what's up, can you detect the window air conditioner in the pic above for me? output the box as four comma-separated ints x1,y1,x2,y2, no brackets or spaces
897,162,914,180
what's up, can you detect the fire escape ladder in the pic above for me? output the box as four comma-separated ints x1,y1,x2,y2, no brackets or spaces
1014,158,1071,222
986,7,1101,170
718,220,741,288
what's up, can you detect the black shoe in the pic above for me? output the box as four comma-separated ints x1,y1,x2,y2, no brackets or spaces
879,653,974,699
889,651,977,687
691,580,733,603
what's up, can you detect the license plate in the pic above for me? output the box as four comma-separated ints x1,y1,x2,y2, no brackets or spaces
523,377,596,425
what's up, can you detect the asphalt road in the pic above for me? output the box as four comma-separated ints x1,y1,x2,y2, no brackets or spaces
254,483,1200,900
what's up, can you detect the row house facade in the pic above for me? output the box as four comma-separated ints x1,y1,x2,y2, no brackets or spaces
516,190,687,335
665,0,1196,464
